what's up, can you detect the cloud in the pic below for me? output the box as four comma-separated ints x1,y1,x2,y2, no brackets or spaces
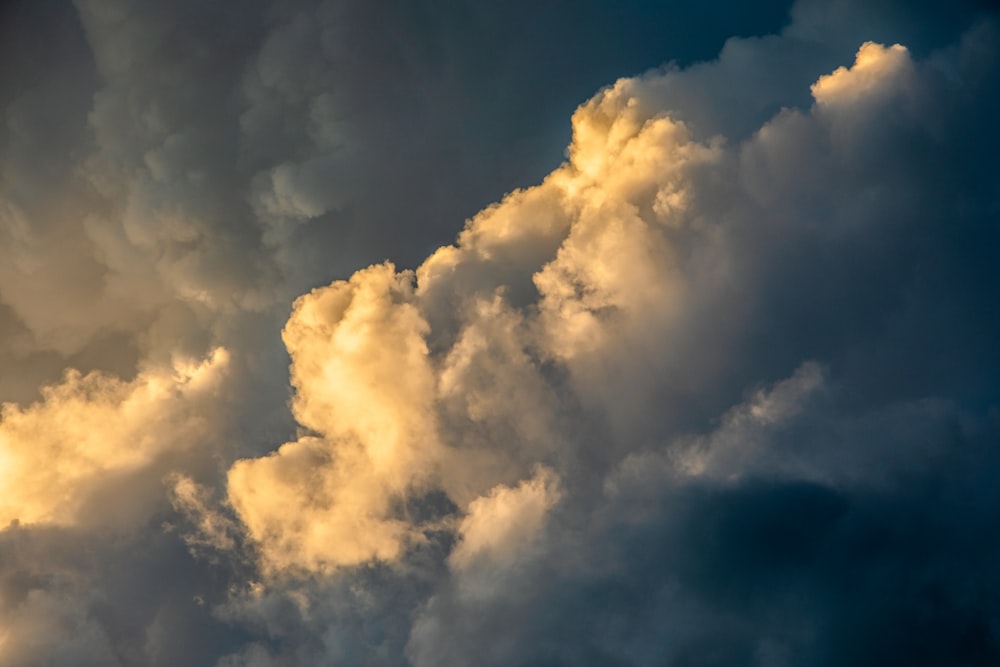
811,41,915,107
0,586,120,667
448,466,562,574
218,15,1000,666
0,348,229,529
226,264,444,572
1,1,999,665
0,519,256,667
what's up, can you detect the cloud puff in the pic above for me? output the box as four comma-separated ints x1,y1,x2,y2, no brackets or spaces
811,41,915,106
448,466,562,574
218,17,1000,666
0,348,229,529
227,264,443,572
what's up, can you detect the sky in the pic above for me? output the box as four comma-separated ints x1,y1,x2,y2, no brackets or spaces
1,0,999,665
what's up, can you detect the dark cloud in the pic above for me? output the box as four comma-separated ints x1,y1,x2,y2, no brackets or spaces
0,519,256,666
409,394,1000,666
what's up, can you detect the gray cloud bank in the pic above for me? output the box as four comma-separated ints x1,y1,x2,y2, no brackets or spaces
2,0,1000,665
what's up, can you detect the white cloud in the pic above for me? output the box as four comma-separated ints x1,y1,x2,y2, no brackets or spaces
0,349,229,528
227,264,444,572
449,466,562,574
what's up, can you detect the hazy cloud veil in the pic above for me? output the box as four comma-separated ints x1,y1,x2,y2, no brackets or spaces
1,0,999,665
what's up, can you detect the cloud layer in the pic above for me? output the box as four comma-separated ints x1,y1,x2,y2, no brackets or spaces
2,0,1000,665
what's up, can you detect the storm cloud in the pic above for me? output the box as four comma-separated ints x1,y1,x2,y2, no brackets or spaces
2,0,1000,665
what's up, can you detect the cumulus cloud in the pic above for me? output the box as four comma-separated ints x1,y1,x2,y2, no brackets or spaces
219,14,1000,666
227,263,444,572
0,348,229,529
2,0,1000,665
448,466,562,574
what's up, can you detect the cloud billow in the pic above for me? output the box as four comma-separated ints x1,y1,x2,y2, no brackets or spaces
1,1,999,665
220,21,1000,667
